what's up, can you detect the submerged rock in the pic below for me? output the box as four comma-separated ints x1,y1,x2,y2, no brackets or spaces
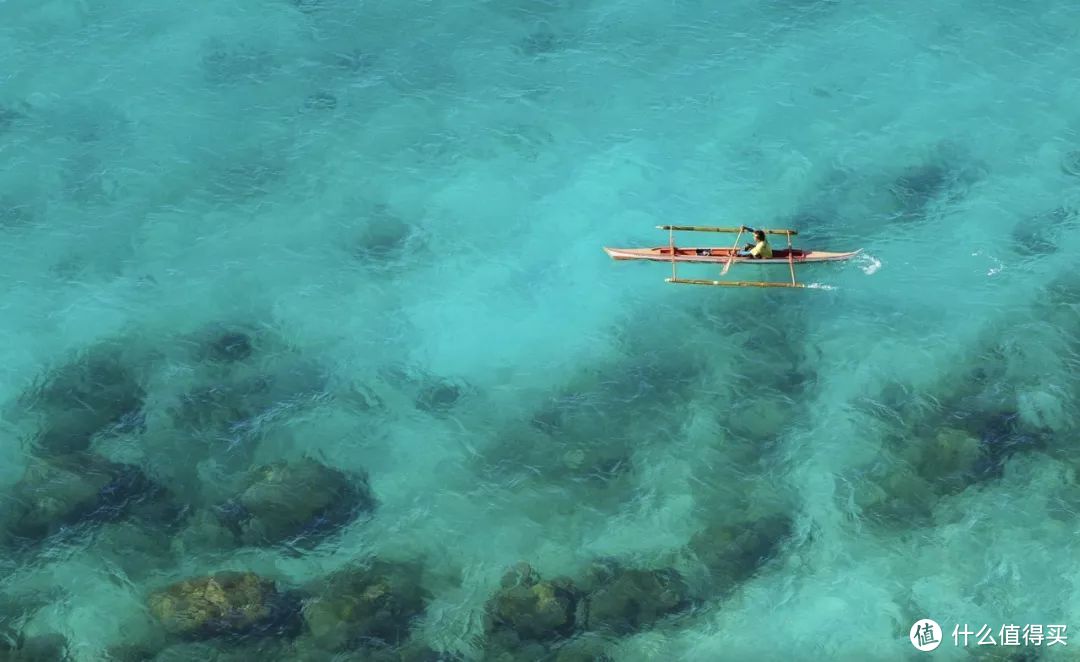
23,347,145,456
486,564,581,643
172,508,239,556
1,453,162,544
94,521,179,581
0,197,36,230
170,364,322,438
352,206,417,263
0,105,26,132
209,154,284,200
1011,207,1075,256
519,30,559,56
148,572,301,640
303,91,337,111
0,631,69,661
483,424,631,494
414,380,464,413
579,564,689,635
551,634,613,662
201,41,275,85
362,641,450,662
331,49,376,73
688,515,792,588
103,642,159,661
890,163,948,210
1062,150,1080,178
218,458,374,546
302,559,429,651
851,464,934,523
915,427,985,492
170,380,266,434
121,641,238,662
885,152,982,222
727,394,794,440
202,330,254,364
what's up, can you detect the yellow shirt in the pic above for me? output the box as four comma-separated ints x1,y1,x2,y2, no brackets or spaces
749,239,773,258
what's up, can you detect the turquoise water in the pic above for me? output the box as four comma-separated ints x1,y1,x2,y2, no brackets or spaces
2,0,1080,659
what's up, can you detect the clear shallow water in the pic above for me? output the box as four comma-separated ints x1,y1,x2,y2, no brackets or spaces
1,0,1079,660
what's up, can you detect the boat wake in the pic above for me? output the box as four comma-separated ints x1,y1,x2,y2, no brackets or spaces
857,253,881,275
971,250,1005,277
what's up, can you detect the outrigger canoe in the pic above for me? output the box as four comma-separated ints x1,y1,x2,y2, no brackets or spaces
605,224,860,289
603,246,861,264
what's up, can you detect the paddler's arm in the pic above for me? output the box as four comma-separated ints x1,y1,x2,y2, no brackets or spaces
738,228,764,257
740,226,757,253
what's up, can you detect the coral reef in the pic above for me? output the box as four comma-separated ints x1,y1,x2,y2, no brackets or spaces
148,572,302,640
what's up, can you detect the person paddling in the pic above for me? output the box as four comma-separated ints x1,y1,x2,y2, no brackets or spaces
739,226,773,259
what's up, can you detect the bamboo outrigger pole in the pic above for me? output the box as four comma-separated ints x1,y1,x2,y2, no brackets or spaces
666,278,808,288
657,225,798,236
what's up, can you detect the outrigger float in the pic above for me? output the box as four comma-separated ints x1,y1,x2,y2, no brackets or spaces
604,225,861,289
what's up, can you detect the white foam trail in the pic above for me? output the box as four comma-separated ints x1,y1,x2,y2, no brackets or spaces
858,254,881,275
807,283,836,290
972,250,1005,277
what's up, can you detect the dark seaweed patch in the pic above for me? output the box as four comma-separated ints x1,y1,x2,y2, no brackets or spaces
0,632,69,660
303,91,337,111
351,205,420,263
201,42,276,85
518,29,559,56
1012,207,1076,256
331,49,376,73
207,331,254,363
24,348,145,456
884,146,986,223
217,458,375,547
0,105,24,133
301,559,429,651
1,454,170,547
415,381,463,413
170,378,272,436
0,198,35,229
689,515,793,590
888,164,950,220
1062,150,1080,177
208,156,284,200
579,565,690,635
60,152,114,204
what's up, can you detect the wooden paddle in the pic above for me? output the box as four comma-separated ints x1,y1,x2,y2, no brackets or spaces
721,226,746,276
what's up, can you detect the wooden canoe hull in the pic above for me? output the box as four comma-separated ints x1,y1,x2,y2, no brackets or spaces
603,246,861,264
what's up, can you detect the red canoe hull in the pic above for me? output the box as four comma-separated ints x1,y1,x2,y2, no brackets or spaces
603,246,862,264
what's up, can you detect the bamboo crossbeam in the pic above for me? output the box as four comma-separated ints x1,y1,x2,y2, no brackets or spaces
786,232,797,285
656,225,797,236
666,278,808,288
668,226,676,280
